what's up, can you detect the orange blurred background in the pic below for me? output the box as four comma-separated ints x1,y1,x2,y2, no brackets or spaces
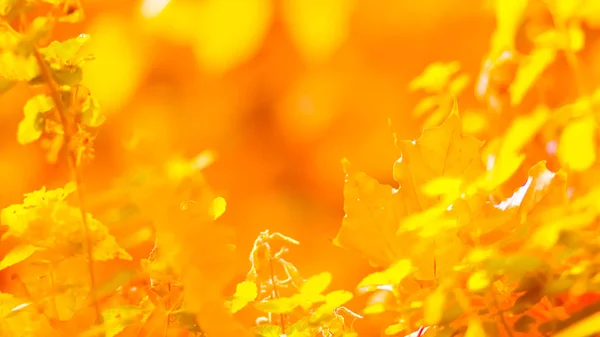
4,0,599,310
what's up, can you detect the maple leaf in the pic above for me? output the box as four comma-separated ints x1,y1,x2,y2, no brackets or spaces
335,103,484,278
393,103,484,210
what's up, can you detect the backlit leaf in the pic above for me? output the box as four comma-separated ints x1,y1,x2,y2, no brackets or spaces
254,324,282,337
424,288,446,325
301,272,332,297
17,94,54,145
0,244,42,271
357,259,412,293
509,48,556,106
210,196,227,220
228,280,258,313
254,297,298,314
557,115,597,172
467,270,491,292
465,318,486,337
80,95,105,127
101,306,142,337
409,61,462,93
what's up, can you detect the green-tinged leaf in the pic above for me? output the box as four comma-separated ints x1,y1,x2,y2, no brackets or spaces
81,95,105,127
254,297,298,314
53,66,83,86
287,318,309,335
17,94,54,145
40,34,91,66
253,324,281,337
0,244,42,271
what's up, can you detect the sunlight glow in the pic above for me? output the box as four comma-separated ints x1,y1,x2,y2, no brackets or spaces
140,0,171,18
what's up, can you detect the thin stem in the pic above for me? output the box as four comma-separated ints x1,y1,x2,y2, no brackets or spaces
33,48,102,324
268,255,286,334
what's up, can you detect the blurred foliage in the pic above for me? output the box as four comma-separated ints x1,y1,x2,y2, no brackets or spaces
1,0,600,336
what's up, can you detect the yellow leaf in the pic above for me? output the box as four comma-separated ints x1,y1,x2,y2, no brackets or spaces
465,318,486,337
557,115,597,171
0,293,54,336
357,259,412,293
300,272,331,301
413,96,440,118
40,33,91,67
421,177,463,199
384,322,407,335
81,96,105,127
254,324,282,337
229,281,258,313
510,48,556,106
210,197,227,220
1,184,132,261
467,271,491,291
336,105,482,278
449,73,471,95
500,105,550,156
363,303,385,315
102,306,142,337
310,290,353,323
0,244,42,271
394,103,484,211
281,0,354,63
254,297,298,314
492,0,528,54
461,110,489,134
424,288,446,325
324,289,353,307
409,61,462,93
334,159,409,267
17,94,54,145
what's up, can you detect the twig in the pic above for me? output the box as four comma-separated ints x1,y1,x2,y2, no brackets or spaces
33,48,102,324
